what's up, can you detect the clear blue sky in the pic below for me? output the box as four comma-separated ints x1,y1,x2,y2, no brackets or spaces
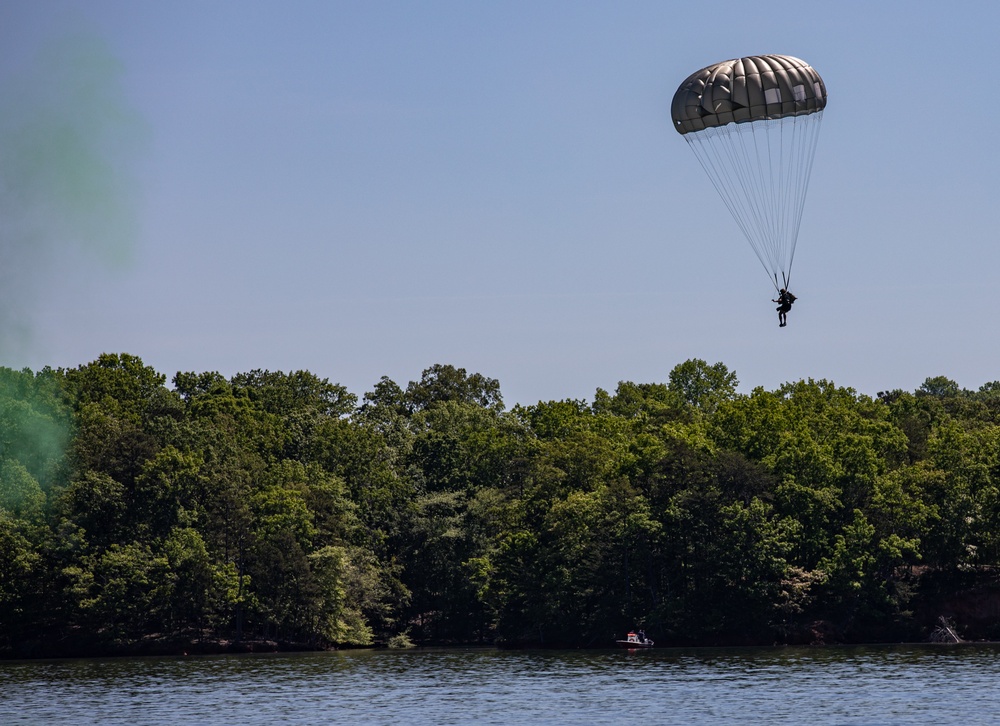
2,1,998,406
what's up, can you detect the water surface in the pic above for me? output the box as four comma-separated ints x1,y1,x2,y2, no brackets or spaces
2,644,998,725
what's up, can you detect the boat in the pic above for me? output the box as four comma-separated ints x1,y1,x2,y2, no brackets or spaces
615,630,653,648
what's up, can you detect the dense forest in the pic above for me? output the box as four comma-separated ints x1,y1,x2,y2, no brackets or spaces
3,354,1000,658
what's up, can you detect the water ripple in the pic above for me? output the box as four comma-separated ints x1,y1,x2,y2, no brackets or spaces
2,645,999,725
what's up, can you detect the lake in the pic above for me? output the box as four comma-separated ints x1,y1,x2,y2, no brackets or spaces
2,644,998,725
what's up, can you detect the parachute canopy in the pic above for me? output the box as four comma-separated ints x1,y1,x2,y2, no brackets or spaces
671,55,826,135
671,55,827,289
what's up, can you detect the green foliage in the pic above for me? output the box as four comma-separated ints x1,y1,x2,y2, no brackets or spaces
65,540,173,640
0,511,41,648
306,545,373,645
62,353,168,416
3,354,1000,655
668,359,738,414
0,459,46,520
405,364,503,413
0,366,71,494
918,376,961,399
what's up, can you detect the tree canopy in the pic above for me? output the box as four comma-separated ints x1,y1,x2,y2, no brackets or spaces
2,359,1000,656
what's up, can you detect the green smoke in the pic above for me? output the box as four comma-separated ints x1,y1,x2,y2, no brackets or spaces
0,32,146,357
0,367,70,521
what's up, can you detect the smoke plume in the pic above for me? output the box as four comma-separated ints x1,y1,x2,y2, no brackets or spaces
0,32,145,361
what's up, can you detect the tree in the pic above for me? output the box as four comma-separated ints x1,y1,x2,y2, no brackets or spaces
0,366,71,495
918,376,961,399
405,364,503,413
161,526,235,634
64,541,173,641
306,545,373,645
132,446,205,539
55,471,128,549
592,381,684,426
668,359,738,414
62,353,177,423
816,509,884,630
0,511,41,652
230,369,356,419
0,460,46,521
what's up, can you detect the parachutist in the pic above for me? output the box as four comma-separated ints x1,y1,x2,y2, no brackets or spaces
772,289,796,327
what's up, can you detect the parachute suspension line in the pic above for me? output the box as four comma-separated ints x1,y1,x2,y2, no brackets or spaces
743,120,781,278
695,128,765,248
684,111,823,290
743,121,779,274
778,119,793,282
763,117,782,281
776,116,792,286
780,111,824,287
685,125,777,284
716,121,782,281
785,109,824,282
685,131,774,280
771,116,800,287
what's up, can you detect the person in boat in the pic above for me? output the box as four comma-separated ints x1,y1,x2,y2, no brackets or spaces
772,288,796,327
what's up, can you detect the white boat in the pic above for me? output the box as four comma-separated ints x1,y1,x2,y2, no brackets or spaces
615,631,653,648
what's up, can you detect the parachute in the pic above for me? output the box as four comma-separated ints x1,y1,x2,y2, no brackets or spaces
671,55,826,290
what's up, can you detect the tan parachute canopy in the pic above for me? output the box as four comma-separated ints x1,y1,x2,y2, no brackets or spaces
671,54,826,135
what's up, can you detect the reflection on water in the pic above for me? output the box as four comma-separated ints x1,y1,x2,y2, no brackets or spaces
2,645,999,725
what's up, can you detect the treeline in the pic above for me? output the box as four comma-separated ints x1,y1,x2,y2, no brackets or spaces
3,354,1000,657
